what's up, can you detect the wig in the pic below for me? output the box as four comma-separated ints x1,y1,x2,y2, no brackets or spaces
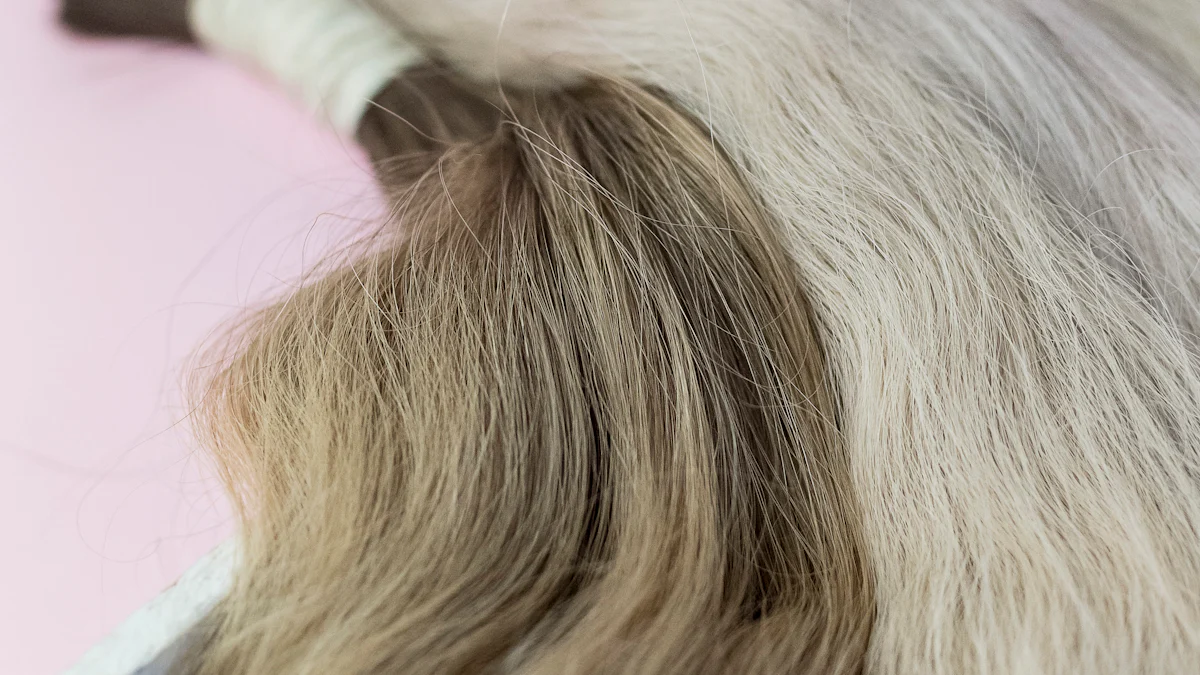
65,0,1200,673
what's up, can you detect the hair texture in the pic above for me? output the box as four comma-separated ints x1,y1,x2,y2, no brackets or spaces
65,0,1200,672
365,0,1200,673
176,77,874,674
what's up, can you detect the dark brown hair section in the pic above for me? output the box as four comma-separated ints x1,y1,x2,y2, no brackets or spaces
356,64,503,160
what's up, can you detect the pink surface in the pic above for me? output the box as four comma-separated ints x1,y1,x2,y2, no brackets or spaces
0,3,384,673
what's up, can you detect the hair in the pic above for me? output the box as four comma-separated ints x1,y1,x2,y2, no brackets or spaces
175,76,874,674
63,0,1200,673
634,4,1200,670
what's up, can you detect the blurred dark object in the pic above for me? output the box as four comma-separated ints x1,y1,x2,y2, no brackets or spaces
60,0,195,43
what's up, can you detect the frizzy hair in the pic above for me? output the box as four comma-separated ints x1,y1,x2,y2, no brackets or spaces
177,77,874,674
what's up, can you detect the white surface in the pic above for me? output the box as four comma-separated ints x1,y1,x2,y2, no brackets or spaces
63,540,238,675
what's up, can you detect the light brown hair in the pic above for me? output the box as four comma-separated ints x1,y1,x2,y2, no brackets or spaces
180,78,873,674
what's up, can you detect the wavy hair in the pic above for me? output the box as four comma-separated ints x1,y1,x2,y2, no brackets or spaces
177,78,873,674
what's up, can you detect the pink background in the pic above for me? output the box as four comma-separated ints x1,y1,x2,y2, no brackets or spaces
0,2,383,672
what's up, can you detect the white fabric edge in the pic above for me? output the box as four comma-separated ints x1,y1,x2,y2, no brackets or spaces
63,540,239,675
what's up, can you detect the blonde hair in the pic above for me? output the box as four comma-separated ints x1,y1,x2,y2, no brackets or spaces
180,79,874,674
67,0,1200,671
361,0,1200,671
